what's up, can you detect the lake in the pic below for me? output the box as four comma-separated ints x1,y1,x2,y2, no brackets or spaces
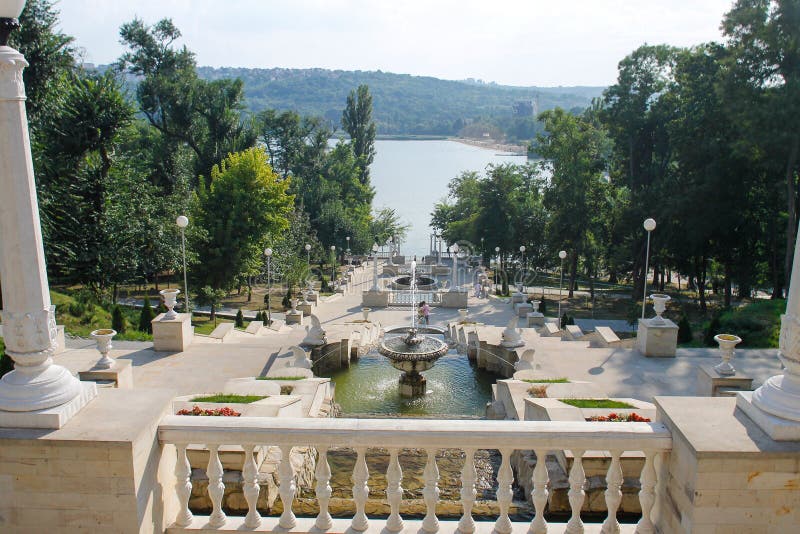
370,140,526,256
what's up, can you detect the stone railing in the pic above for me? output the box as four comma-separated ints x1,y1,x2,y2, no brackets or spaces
158,416,671,532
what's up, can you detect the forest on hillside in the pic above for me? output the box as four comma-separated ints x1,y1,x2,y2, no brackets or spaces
195,67,604,139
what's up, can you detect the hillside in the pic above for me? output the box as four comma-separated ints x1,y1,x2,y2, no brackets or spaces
196,67,604,136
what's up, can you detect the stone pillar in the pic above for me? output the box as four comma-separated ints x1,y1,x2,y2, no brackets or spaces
737,221,800,440
0,41,95,426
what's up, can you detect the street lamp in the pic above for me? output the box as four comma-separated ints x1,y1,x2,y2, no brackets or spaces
330,245,336,286
346,236,351,269
495,246,501,293
558,250,567,320
519,245,526,291
264,248,273,324
480,237,485,265
642,218,657,319
371,243,380,291
176,215,189,313
305,243,311,267
451,243,460,292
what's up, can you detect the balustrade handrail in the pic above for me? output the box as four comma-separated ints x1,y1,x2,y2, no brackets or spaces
159,415,672,450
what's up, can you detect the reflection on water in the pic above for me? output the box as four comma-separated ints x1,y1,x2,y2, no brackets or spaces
319,347,495,416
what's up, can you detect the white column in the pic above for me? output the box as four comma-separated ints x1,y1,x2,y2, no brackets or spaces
748,220,800,423
0,43,88,419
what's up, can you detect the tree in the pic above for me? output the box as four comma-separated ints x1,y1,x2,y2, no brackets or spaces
342,84,377,185
112,305,127,334
192,148,293,291
195,286,226,325
139,296,155,333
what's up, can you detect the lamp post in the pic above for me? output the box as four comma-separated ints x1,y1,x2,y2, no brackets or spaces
481,237,485,266
176,215,190,313
305,243,311,267
371,243,380,291
519,245,526,291
0,1,87,418
264,248,272,324
330,245,336,286
558,250,567,321
346,236,351,268
642,218,657,319
495,246,501,294
451,243,460,292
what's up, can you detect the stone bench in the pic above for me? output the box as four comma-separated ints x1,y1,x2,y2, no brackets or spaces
594,326,621,347
564,324,583,341
209,322,234,342
244,321,263,335
542,322,561,336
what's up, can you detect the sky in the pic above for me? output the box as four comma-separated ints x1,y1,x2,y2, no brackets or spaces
57,0,735,87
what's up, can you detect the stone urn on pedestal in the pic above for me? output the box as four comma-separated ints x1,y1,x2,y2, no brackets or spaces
289,298,299,314
361,307,371,322
714,334,742,376
90,329,117,369
159,289,180,320
650,294,671,324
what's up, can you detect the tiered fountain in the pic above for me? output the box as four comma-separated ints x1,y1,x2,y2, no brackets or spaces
378,261,448,396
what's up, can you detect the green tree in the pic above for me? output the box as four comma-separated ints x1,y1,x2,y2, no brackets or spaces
139,296,155,333
195,286,226,325
192,148,293,291
341,84,377,185
112,305,127,334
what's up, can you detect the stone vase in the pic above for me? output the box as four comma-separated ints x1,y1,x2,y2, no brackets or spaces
90,328,117,369
650,293,671,324
531,300,541,313
458,308,468,322
160,288,180,320
290,298,299,313
361,307,371,322
714,333,742,376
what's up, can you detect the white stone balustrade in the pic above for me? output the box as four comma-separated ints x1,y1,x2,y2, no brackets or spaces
158,416,671,532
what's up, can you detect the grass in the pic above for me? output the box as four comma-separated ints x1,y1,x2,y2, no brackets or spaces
49,290,152,341
191,315,234,335
559,399,635,409
522,378,569,383
256,376,305,380
717,299,781,348
190,394,267,403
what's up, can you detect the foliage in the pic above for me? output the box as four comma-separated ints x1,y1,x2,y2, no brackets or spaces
256,376,304,380
112,305,127,334
194,286,227,323
586,412,651,422
235,309,244,328
560,313,575,329
342,85,377,184
704,312,723,347
677,315,693,344
717,299,782,348
190,394,267,403
192,148,293,291
139,296,155,333
522,378,569,383
0,339,14,379
176,405,241,416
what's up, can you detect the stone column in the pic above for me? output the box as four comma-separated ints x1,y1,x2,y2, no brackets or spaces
0,41,93,425
737,221,800,439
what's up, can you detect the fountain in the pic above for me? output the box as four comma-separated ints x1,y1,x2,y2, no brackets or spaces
378,261,448,397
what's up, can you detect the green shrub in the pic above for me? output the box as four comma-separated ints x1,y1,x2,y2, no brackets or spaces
235,309,245,328
112,305,127,334
0,339,14,379
560,313,574,328
539,297,548,315
677,315,692,344
717,300,781,348
703,312,722,346
282,287,293,309
68,301,86,317
139,296,155,333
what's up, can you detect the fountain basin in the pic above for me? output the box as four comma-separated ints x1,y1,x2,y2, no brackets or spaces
378,331,449,398
390,275,438,291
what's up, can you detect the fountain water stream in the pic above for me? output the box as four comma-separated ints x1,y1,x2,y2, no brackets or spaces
378,261,448,396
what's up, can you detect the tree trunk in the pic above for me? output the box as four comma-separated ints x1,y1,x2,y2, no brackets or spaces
724,263,732,308
783,134,799,298
568,254,578,298
154,272,159,292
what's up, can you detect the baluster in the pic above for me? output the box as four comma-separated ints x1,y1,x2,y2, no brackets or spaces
206,444,226,528
652,452,666,526
601,450,623,534
242,444,261,528
495,448,514,534
422,448,440,533
174,443,193,527
351,447,370,531
386,448,404,532
279,445,297,529
565,449,585,534
458,448,477,534
636,450,657,534
315,446,333,530
529,448,549,534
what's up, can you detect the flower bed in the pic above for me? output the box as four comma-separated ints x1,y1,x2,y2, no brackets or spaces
585,412,651,422
177,405,241,417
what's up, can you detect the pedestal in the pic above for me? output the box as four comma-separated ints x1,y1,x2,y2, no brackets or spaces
511,292,526,304
362,290,389,307
0,382,97,429
399,372,426,397
441,291,468,308
151,313,192,352
636,317,678,357
306,291,319,303
297,302,313,316
736,391,800,441
527,312,545,327
285,311,304,325
79,359,134,389
696,364,752,397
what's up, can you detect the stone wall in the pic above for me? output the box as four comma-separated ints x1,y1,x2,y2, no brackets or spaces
0,388,177,533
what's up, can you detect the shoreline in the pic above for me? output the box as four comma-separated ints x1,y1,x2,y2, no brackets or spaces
449,137,528,155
